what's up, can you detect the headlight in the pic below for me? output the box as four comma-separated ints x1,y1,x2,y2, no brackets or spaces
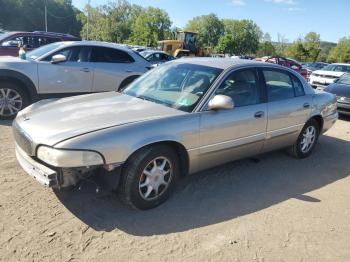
37,146,104,167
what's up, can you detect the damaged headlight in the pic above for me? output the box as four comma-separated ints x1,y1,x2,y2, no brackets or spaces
37,146,104,167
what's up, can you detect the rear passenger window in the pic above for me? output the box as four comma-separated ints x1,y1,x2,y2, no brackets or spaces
263,70,294,102
215,69,260,107
291,75,305,97
91,47,134,63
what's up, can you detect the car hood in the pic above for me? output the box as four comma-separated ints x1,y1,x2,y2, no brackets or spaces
325,83,350,97
313,70,345,77
0,56,34,67
15,92,186,146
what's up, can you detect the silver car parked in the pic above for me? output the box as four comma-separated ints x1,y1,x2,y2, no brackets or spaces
0,41,151,119
13,58,338,209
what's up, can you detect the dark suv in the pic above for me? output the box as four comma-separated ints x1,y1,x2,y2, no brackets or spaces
0,31,79,57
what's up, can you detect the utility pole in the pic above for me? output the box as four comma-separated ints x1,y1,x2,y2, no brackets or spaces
86,0,91,40
44,0,48,32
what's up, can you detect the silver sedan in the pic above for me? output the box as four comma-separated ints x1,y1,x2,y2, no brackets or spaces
13,58,338,209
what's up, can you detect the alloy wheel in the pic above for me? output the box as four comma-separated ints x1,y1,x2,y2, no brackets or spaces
0,88,23,117
300,126,316,153
139,156,173,201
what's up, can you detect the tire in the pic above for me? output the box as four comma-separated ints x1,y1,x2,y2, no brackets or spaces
0,81,29,120
118,145,180,210
288,119,320,159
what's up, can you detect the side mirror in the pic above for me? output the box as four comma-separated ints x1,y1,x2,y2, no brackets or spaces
51,54,67,64
208,95,234,111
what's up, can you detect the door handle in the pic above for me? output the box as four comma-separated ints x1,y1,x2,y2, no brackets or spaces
303,103,310,108
80,68,90,72
125,70,133,73
254,111,265,118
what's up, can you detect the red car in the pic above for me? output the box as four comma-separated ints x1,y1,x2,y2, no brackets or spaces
0,31,80,57
257,56,308,80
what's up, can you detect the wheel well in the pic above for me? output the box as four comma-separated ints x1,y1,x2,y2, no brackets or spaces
0,71,38,103
118,75,140,91
128,141,190,177
0,76,30,98
310,115,324,131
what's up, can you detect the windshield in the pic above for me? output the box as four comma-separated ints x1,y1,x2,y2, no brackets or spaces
0,32,11,41
123,62,223,112
26,42,65,60
322,64,350,73
338,73,350,85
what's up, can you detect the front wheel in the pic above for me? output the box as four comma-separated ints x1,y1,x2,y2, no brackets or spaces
0,82,28,120
118,145,180,210
288,119,320,158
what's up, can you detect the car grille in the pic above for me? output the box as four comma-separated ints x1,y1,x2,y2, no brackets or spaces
12,121,34,156
336,96,350,103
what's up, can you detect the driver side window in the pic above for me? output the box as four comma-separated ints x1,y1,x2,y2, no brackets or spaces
42,46,90,62
215,69,260,107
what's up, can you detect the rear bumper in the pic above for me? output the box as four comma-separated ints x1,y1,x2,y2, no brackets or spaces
15,144,58,187
322,112,338,133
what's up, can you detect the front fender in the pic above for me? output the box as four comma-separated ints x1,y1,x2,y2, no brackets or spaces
54,113,200,165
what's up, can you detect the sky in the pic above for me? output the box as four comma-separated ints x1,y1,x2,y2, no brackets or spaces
72,0,350,43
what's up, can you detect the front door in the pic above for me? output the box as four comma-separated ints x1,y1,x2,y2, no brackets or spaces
37,46,93,94
198,68,267,171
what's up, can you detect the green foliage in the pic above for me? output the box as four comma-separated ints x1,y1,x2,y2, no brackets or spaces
0,0,82,36
284,39,308,61
282,32,322,62
257,41,276,57
130,7,171,46
185,14,224,48
304,32,321,62
222,19,262,55
215,34,234,54
327,37,350,63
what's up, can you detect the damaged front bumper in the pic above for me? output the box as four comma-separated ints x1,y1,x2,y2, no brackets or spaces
16,145,58,187
15,144,122,189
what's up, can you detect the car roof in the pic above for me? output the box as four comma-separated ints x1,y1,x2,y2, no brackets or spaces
66,40,132,52
3,31,78,39
331,63,350,66
171,57,268,70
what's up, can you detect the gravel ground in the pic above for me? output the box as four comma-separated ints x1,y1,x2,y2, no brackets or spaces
0,116,350,262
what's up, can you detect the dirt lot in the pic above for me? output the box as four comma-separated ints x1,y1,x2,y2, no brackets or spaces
0,116,350,262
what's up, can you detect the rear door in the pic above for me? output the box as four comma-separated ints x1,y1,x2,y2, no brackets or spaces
90,46,138,92
198,68,267,171
261,68,312,152
37,45,93,93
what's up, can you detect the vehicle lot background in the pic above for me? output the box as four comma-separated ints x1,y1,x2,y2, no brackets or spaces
0,117,349,262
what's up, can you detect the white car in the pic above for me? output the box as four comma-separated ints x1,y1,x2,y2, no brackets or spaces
309,63,350,89
0,41,152,119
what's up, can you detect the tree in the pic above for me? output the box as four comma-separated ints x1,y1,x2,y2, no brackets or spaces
327,37,350,63
215,34,234,54
130,7,171,46
220,19,262,55
275,33,288,56
0,0,82,36
284,39,308,61
304,32,321,62
257,41,276,57
79,1,143,42
185,14,224,48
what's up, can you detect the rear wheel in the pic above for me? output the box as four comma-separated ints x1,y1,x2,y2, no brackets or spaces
118,145,179,210
0,82,28,120
288,119,320,158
